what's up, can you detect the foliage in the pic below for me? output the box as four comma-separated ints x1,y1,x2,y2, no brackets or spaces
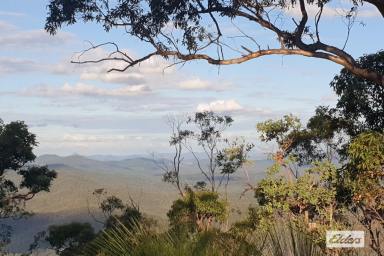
84,217,330,256
289,51,384,162
346,132,384,255
252,106,384,254
84,218,266,256
331,51,384,134
27,189,155,255
216,138,254,176
253,160,347,244
252,115,359,250
256,115,299,178
89,188,148,231
264,221,323,256
0,119,36,172
256,111,346,166
252,52,384,254
162,111,253,194
0,119,57,250
106,202,146,231
45,222,96,256
348,132,384,179
167,188,228,232
185,111,236,192
44,1,384,84
100,195,124,217
256,114,301,146
256,50,384,166
91,188,125,224
160,116,189,197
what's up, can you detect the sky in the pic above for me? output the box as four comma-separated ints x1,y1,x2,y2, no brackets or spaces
0,0,383,157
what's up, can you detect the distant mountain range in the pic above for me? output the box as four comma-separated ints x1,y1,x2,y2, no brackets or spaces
35,154,161,174
35,154,272,179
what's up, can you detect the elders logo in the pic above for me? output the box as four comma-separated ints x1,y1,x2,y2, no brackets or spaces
326,231,365,248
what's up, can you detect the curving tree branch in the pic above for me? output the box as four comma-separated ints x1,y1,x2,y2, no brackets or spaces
45,0,384,86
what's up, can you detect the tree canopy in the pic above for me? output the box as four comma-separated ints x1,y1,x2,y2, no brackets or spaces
167,188,228,232
46,222,96,256
331,51,384,134
161,111,253,194
0,119,57,249
246,53,384,254
45,0,384,85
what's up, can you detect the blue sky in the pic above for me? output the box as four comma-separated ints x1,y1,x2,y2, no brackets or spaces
0,0,383,156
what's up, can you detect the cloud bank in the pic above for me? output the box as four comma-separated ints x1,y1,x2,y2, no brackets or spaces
197,100,243,112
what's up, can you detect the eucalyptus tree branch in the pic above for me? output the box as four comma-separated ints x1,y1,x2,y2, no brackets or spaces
46,0,384,86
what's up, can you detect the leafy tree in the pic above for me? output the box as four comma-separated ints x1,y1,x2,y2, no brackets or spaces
256,53,384,165
254,117,347,244
280,53,384,254
250,111,382,254
330,50,384,135
90,188,125,225
0,119,57,249
45,222,96,256
160,112,253,194
287,51,384,162
186,111,253,192
216,138,254,196
160,113,251,237
254,161,346,230
45,0,384,85
256,110,350,167
105,199,147,231
30,191,152,255
256,114,302,170
100,195,125,217
158,116,189,197
89,188,149,230
250,52,384,252
346,132,384,256
173,112,235,193
168,187,228,232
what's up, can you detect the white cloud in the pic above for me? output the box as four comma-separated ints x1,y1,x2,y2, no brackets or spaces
0,58,43,74
355,7,382,17
80,71,145,85
179,78,211,90
23,83,151,98
178,78,230,91
0,20,16,30
63,133,129,143
0,28,74,48
197,99,243,112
